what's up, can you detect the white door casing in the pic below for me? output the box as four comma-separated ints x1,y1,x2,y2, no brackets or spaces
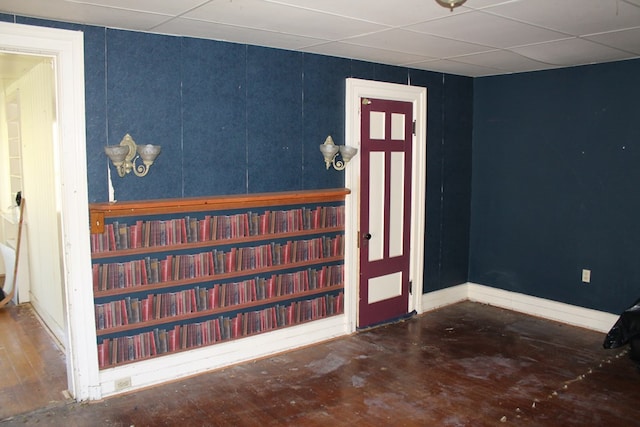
0,21,97,401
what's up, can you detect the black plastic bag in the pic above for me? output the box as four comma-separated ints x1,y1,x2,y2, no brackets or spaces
603,297,640,361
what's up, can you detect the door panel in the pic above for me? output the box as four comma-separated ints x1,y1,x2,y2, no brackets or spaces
368,151,385,262
359,97,413,328
368,271,402,304
389,151,405,258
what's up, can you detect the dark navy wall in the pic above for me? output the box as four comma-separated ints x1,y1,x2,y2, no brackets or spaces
411,72,473,292
1,14,473,294
471,59,640,314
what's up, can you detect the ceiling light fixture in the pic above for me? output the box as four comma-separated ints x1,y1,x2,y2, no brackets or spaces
436,0,467,11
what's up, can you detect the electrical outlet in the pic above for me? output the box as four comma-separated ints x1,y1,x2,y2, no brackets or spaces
114,377,131,391
582,269,591,283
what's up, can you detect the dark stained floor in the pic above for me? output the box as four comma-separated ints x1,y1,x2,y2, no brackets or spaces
1,300,639,426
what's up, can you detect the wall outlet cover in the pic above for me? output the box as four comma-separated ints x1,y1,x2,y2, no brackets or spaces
114,377,131,391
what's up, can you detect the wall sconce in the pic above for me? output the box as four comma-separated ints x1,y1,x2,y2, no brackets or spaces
104,134,161,177
319,136,358,171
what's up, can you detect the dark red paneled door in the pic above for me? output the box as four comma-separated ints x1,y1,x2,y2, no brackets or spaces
359,97,413,328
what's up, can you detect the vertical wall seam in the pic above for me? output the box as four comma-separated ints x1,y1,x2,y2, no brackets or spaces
438,73,446,289
104,28,108,146
245,44,249,194
180,38,185,198
301,53,305,190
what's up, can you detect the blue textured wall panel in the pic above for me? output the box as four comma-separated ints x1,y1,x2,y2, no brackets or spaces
182,38,247,197
246,46,303,193
471,59,640,313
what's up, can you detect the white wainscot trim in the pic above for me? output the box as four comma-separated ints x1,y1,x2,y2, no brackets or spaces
421,283,618,333
99,315,348,397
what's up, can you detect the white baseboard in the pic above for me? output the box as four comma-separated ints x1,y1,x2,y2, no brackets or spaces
29,295,66,349
420,283,469,312
99,315,347,398
421,282,618,333
100,285,619,398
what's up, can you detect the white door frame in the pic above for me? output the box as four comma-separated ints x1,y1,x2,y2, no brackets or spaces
0,22,98,401
344,78,427,331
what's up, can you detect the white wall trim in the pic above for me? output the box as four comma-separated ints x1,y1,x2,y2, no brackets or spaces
420,283,469,312
29,294,65,345
421,282,618,333
99,316,348,397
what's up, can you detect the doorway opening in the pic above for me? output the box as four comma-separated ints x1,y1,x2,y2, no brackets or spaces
0,52,66,341
0,21,95,401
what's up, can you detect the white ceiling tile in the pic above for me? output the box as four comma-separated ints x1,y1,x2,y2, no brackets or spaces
301,42,432,66
408,58,502,77
0,0,170,30
64,0,207,16
451,49,552,73
407,10,569,48
485,0,640,35
183,0,387,40
154,17,329,51
585,27,640,55
0,0,67,17
264,0,457,26
511,38,635,67
344,28,494,58
460,0,526,9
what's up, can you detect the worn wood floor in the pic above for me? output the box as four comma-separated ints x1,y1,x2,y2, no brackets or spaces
1,300,638,426
0,302,69,420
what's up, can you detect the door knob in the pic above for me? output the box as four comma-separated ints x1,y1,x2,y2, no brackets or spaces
364,233,372,240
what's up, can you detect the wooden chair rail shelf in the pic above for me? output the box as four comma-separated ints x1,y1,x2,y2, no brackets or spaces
90,189,350,234
96,284,344,336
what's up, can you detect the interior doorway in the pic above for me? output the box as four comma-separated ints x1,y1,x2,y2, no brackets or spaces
0,21,95,401
0,52,66,343
344,78,427,329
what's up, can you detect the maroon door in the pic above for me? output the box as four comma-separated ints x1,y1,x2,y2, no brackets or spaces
358,97,413,328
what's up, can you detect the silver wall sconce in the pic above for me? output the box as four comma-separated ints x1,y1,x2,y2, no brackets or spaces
319,136,358,171
104,134,161,178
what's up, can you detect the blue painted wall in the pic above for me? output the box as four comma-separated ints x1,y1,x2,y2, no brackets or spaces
471,59,640,314
1,14,473,294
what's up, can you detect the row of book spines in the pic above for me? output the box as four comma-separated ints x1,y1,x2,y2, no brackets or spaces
94,265,344,331
90,206,345,254
92,236,344,291
97,292,344,369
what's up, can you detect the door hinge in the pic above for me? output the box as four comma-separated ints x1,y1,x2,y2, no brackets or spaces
409,280,413,294
412,120,416,135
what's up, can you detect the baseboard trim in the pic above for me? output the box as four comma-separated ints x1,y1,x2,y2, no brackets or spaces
99,315,347,398
421,282,618,333
420,284,469,312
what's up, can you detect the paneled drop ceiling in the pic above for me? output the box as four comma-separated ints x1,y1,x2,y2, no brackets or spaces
1,0,640,76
